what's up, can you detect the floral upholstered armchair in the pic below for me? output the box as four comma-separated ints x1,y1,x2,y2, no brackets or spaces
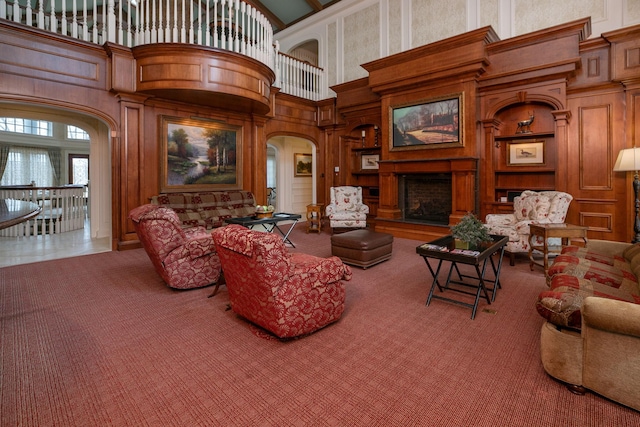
485,190,573,265
212,224,352,338
129,204,222,290
325,186,369,231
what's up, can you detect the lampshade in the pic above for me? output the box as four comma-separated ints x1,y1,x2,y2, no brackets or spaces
613,147,640,172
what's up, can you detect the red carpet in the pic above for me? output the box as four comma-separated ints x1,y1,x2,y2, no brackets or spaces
1,225,638,426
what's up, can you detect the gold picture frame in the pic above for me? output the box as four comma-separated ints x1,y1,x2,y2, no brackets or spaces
160,116,242,192
294,153,312,176
390,93,463,151
507,140,545,166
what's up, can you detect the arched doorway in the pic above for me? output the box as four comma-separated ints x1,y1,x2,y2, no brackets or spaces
0,103,112,266
266,135,316,216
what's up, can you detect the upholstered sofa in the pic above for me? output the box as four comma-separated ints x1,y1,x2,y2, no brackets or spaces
535,240,640,410
151,190,256,229
485,190,573,265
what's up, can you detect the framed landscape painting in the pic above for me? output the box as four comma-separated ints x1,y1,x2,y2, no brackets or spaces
390,93,463,151
294,153,312,177
160,116,242,192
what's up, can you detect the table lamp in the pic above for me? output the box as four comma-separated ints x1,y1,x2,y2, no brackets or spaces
613,147,640,243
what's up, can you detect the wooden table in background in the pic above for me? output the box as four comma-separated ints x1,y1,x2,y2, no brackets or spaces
528,223,588,272
306,203,323,233
0,199,41,230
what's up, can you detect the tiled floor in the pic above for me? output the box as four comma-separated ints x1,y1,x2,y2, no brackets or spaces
0,222,111,268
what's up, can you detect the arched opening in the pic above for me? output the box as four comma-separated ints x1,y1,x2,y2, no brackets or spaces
0,103,112,266
266,135,316,216
287,40,319,66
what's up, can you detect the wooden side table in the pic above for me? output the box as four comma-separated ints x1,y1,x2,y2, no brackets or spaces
528,223,588,272
306,203,323,233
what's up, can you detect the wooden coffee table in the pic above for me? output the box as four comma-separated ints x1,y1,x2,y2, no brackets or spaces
528,223,588,272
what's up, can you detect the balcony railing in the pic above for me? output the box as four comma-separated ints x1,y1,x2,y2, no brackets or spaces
0,0,327,100
0,186,86,236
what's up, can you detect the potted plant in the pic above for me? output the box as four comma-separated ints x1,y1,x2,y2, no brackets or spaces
450,213,492,249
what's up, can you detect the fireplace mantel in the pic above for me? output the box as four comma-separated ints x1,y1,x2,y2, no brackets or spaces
376,157,478,240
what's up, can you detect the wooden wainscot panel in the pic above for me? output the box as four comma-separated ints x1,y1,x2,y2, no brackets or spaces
132,44,275,114
317,98,336,127
272,93,318,126
579,212,612,233
480,18,590,88
578,104,613,190
604,24,640,83
362,27,498,95
571,37,612,90
0,21,106,89
105,43,136,93
332,77,381,112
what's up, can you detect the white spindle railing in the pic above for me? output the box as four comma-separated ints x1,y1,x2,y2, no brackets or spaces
0,186,86,236
0,0,326,100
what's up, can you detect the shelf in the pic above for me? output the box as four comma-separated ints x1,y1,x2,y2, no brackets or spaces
495,132,554,140
353,171,379,175
495,168,555,173
495,186,555,191
352,146,381,152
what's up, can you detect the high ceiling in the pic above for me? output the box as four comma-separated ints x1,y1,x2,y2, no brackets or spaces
246,0,343,33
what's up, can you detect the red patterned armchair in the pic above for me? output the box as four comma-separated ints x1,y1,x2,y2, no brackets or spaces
129,204,222,290
212,224,352,338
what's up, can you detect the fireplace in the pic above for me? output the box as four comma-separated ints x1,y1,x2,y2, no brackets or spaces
399,173,452,225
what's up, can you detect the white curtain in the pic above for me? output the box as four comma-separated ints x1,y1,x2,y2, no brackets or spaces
0,145,54,187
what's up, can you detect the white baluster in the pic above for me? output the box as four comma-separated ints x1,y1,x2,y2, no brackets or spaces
205,0,210,46
233,0,239,53
212,0,218,48
150,0,156,43
188,0,193,43
163,0,169,42
38,0,44,28
82,0,88,40
49,0,57,34
91,0,97,42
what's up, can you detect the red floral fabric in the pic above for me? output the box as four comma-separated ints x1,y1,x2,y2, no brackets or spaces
212,224,351,338
129,204,222,289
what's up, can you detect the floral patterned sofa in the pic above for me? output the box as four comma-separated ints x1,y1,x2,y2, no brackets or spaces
151,190,256,229
485,190,573,265
325,186,369,231
212,224,352,339
129,204,222,290
535,240,640,410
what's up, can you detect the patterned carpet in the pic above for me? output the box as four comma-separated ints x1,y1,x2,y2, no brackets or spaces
1,225,639,426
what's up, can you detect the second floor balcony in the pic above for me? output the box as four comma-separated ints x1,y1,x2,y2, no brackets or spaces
0,0,328,101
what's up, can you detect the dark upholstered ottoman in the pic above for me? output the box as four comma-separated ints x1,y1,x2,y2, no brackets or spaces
330,229,393,269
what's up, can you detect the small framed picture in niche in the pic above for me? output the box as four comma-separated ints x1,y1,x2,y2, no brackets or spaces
507,140,545,166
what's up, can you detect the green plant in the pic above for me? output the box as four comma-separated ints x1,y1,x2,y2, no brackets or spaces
450,213,492,247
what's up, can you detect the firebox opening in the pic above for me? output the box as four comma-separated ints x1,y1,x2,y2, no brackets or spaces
399,174,452,226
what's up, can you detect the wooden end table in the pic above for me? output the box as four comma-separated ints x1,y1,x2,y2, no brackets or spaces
528,223,588,272
306,203,323,233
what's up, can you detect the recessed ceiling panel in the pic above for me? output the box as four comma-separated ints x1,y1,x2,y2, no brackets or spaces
260,0,314,25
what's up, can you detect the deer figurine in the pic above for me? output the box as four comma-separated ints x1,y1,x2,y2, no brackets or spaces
516,112,534,133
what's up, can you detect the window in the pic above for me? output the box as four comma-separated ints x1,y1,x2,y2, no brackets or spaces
67,125,90,140
0,118,52,137
0,146,54,186
69,154,89,185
